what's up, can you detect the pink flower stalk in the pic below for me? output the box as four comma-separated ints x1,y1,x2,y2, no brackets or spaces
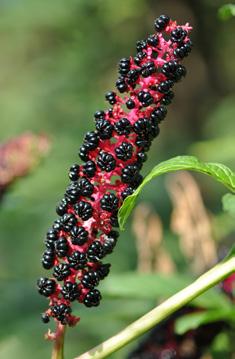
37,15,192,327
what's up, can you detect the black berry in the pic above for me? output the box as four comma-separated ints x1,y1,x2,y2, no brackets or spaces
74,200,93,221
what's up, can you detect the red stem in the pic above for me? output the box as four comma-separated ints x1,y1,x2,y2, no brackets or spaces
51,323,66,359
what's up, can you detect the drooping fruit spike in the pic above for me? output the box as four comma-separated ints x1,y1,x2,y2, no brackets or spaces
37,15,192,327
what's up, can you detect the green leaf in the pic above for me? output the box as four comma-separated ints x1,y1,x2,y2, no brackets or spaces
100,272,231,310
222,193,235,217
175,307,235,335
218,4,235,20
118,155,235,230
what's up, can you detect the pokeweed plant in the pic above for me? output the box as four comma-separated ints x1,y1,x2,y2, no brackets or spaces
36,14,235,359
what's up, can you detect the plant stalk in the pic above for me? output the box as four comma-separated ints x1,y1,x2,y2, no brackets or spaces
51,323,66,359
75,257,235,359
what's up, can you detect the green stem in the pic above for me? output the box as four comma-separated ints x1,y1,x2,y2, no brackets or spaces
75,257,235,359
51,323,66,359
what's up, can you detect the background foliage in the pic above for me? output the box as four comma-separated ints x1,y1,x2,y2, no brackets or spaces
0,1,234,358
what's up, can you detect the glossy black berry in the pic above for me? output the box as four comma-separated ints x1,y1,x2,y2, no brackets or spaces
68,164,80,181
134,51,146,65
133,118,151,135
61,282,80,301
60,213,77,232
135,136,151,151
115,142,133,161
108,230,120,239
56,198,68,216
42,248,55,269
52,219,63,231
132,173,143,188
126,98,135,109
121,186,134,199
77,178,94,197
127,69,140,85
46,228,58,241
68,251,87,269
147,34,159,47
65,182,80,203
161,61,186,82
79,144,90,161
87,241,104,262
97,152,116,172
118,58,131,76
74,200,93,221
84,131,99,150
95,118,114,139
157,80,174,94
71,226,88,245
107,108,113,117
136,40,147,52
114,118,132,136
141,61,156,78
149,121,160,140
45,238,55,249
154,15,170,32
100,193,119,212
137,151,147,163
174,40,192,59
51,303,71,324
161,91,174,106
83,160,96,178
55,237,69,257
45,233,58,255
103,234,117,254
105,91,116,105
94,110,105,119
116,77,128,93
97,263,111,280
138,91,154,107
151,106,167,123
53,263,71,281
37,277,56,297
41,313,50,323
84,289,101,307
121,164,140,184
82,270,100,289
110,213,119,227
171,27,187,43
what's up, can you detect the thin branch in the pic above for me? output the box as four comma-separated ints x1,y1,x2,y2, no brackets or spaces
75,257,235,359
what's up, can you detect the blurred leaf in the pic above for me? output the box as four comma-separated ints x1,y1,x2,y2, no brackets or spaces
118,156,235,230
190,136,235,163
222,193,235,217
218,4,235,20
204,95,235,137
175,308,235,335
212,212,235,239
100,272,231,309
211,332,231,358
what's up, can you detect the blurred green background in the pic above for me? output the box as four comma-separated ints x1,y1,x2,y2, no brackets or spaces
0,0,234,358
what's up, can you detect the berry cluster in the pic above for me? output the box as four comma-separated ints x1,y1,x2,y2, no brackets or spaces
37,15,192,326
